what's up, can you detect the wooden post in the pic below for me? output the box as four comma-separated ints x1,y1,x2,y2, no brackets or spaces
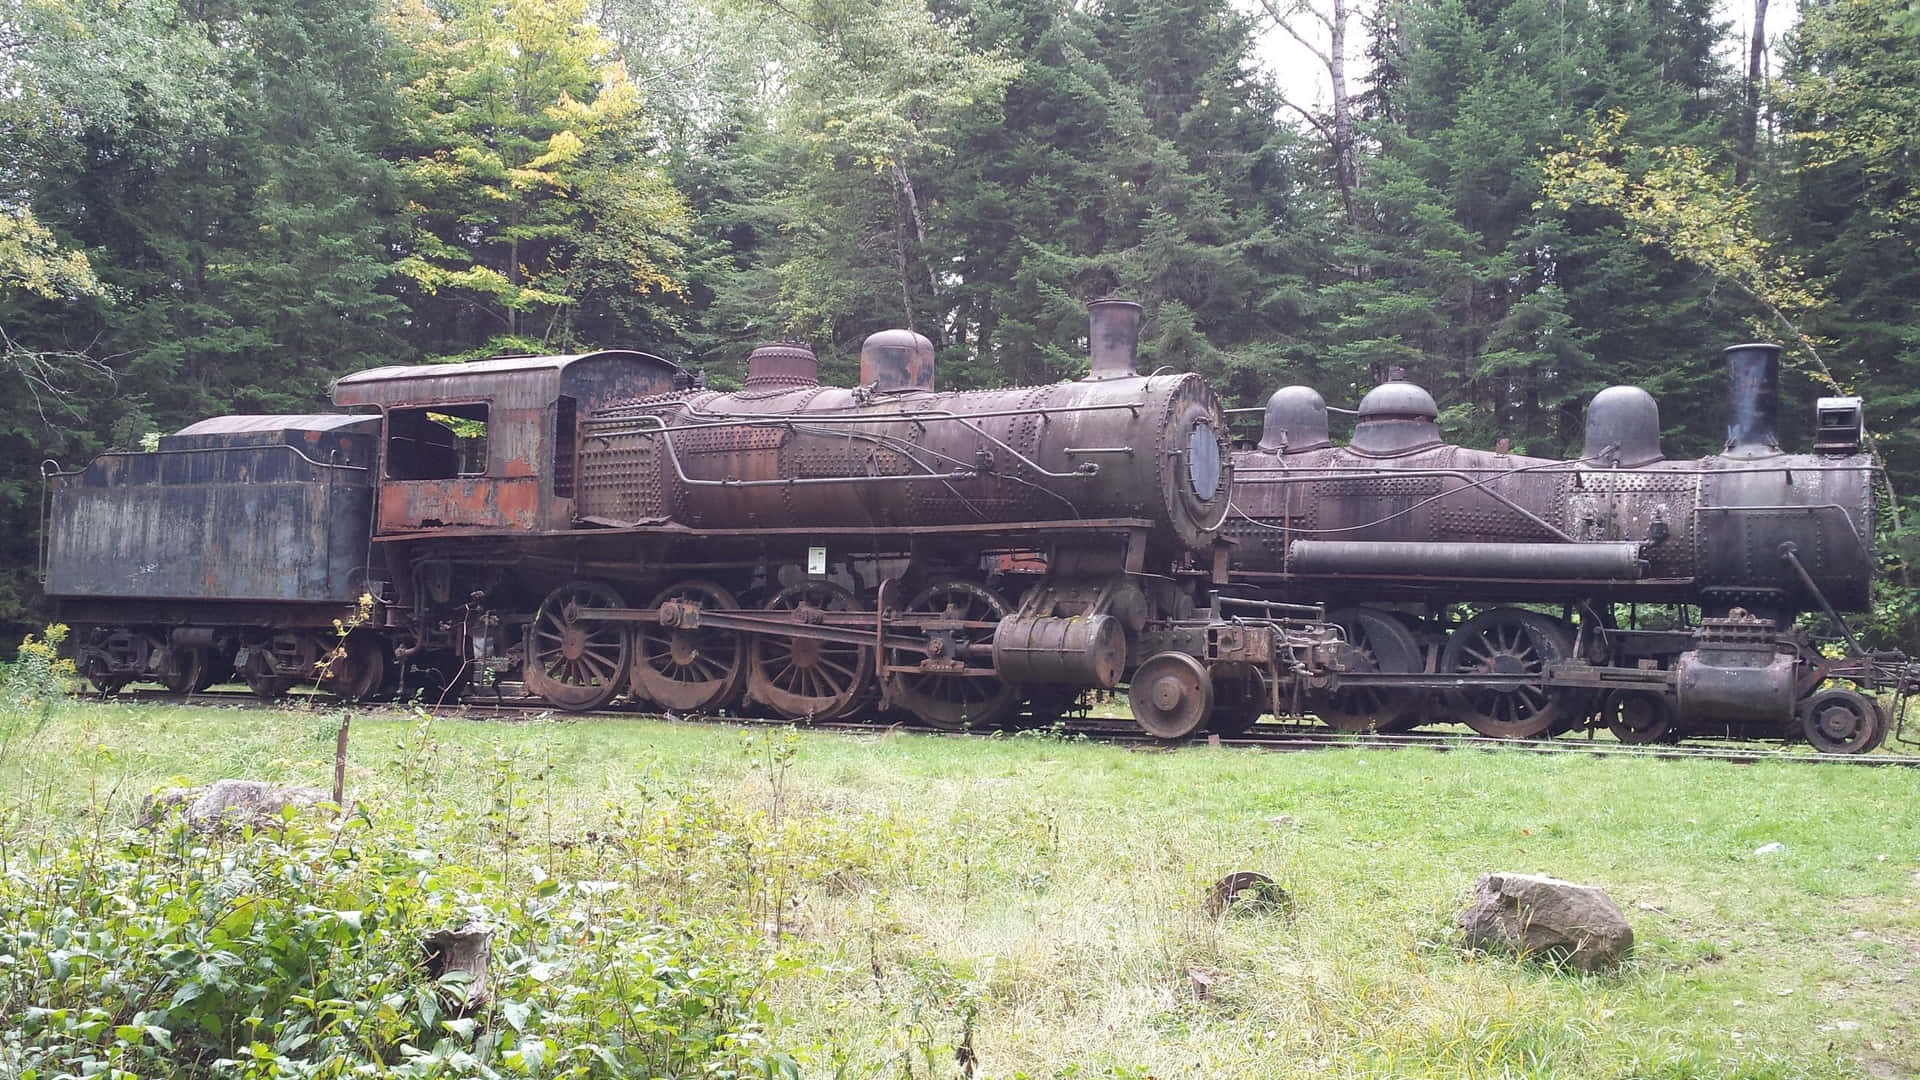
333,714,350,811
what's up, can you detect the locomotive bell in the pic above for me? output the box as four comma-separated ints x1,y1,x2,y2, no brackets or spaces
1085,299,1142,380
1348,381,1442,456
859,329,935,392
1722,342,1783,458
1258,386,1332,453
1582,386,1664,467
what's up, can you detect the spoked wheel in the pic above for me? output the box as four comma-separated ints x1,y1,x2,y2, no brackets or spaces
750,580,873,721
1799,688,1886,755
633,580,745,713
525,580,632,712
889,579,1017,730
1440,608,1575,739
1209,663,1267,736
161,646,211,695
320,634,386,702
1314,607,1423,733
1601,690,1679,745
1129,652,1215,741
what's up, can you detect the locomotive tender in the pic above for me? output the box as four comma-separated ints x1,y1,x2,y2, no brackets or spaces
39,302,1914,752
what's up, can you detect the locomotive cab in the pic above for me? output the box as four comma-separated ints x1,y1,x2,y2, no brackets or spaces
331,350,681,534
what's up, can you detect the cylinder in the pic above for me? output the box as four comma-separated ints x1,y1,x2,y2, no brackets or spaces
1086,300,1142,381
1722,343,1782,458
991,613,1126,687
1675,644,1794,726
1288,540,1646,580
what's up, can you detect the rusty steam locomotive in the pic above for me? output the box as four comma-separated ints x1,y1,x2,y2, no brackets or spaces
38,302,1914,752
1225,344,1910,752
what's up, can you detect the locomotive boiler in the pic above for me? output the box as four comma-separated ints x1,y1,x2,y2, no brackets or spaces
1225,343,1906,751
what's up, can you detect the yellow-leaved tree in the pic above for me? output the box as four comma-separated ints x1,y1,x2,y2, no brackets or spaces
388,0,693,355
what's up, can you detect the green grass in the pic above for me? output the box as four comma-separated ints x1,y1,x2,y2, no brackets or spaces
4,700,1918,1078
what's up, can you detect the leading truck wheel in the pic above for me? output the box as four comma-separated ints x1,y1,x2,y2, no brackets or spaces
1799,688,1885,755
525,581,631,712
1440,608,1574,739
1129,652,1214,741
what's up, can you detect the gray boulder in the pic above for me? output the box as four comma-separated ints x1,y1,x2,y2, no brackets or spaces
140,779,335,832
1458,872,1634,971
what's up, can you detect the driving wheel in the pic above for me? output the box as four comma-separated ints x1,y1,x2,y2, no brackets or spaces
1314,607,1424,733
750,580,873,721
889,579,1017,730
525,580,631,712
633,580,746,713
1440,608,1575,739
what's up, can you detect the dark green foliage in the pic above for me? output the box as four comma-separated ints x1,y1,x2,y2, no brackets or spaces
1310,0,1749,456
0,809,785,1077
4,0,1920,643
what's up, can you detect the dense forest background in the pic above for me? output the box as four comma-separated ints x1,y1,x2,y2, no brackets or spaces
2,0,1916,647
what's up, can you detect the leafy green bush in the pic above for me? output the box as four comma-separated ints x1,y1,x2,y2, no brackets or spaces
0,624,75,767
0,808,795,1078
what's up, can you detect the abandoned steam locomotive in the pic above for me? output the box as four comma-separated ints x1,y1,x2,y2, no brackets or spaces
1226,344,1910,752
43,302,1335,739
38,301,1914,752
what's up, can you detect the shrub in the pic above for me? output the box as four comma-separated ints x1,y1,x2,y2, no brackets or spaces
0,807,794,1078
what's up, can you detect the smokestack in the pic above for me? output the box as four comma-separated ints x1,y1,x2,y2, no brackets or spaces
1085,299,1142,380
1722,343,1783,458
859,329,936,392
744,342,818,390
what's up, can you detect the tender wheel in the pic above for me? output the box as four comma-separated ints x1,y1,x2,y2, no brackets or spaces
1209,663,1266,736
1314,607,1423,733
1601,691,1679,745
1440,608,1574,739
160,646,210,695
1129,652,1214,740
85,664,132,695
319,634,386,702
1799,688,1885,755
525,580,632,712
241,648,294,701
889,580,1017,730
750,581,873,721
633,580,746,713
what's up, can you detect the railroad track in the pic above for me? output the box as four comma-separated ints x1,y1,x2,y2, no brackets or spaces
98,687,1920,767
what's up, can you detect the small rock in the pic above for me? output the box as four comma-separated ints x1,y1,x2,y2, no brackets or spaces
1754,842,1787,857
1204,871,1294,919
139,779,335,833
1458,872,1634,971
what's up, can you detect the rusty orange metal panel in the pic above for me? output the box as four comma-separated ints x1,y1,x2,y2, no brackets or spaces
378,477,541,532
